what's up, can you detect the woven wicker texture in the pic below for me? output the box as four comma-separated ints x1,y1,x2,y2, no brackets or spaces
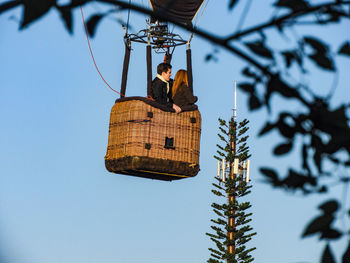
105,99,201,179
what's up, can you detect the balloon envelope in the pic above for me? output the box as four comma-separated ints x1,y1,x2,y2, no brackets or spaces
149,0,205,25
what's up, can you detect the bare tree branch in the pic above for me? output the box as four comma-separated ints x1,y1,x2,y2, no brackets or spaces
225,0,350,41
0,0,22,13
93,0,271,75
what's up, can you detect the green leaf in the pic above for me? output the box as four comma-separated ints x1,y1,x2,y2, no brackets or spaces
205,53,219,63
321,6,348,22
20,0,56,29
303,36,335,71
338,41,350,56
321,244,336,263
313,151,323,173
258,122,275,136
70,0,93,8
266,75,301,100
302,144,311,173
308,53,335,71
216,151,225,157
217,134,228,143
86,13,104,37
56,6,72,33
219,127,228,135
208,247,224,258
212,190,224,197
238,126,249,136
238,119,249,128
260,167,279,184
302,214,334,238
211,218,226,225
242,67,261,82
320,228,342,240
245,40,273,59
273,141,293,155
281,50,302,68
281,169,316,190
214,155,222,161
342,241,350,263
213,209,225,218
318,186,328,193
318,200,339,214
304,36,329,54
216,144,225,152
228,0,239,10
218,118,227,127
273,0,309,12
249,94,262,110
238,83,255,94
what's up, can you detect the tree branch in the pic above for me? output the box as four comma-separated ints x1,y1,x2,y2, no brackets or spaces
0,0,22,14
225,0,350,41
93,0,270,75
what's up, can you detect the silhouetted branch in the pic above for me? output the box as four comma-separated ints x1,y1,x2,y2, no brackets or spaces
0,0,22,13
0,0,271,74
225,1,350,41
94,0,271,75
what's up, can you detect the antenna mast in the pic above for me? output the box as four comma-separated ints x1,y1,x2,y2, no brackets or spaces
233,80,237,121
215,81,252,261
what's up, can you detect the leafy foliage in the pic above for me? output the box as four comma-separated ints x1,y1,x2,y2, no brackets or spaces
20,0,56,29
342,241,350,263
86,13,104,37
273,0,309,12
302,199,341,240
228,0,239,10
338,41,350,56
321,244,336,263
208,118,255,263
303,36,335,71
244,40,273,59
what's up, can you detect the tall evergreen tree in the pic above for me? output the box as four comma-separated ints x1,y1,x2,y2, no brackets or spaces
207,117,256,263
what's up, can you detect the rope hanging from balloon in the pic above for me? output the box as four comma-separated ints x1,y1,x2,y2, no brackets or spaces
80,6,122,95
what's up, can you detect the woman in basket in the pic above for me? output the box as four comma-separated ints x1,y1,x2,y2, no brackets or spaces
172,69,198,109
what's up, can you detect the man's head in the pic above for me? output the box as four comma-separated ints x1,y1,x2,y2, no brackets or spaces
157,63,172,82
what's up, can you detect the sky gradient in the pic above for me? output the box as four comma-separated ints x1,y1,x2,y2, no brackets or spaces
1,1,349,262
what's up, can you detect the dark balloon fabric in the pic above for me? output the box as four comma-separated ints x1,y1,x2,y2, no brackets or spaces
149,0,205,25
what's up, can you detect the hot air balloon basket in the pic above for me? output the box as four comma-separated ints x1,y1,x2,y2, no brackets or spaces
104,97,201,181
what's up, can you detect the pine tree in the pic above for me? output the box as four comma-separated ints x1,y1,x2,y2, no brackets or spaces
207,117,256,263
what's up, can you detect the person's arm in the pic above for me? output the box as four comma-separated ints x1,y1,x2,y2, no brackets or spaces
183,85,198,104
151,80,167,105
172,104,182,113
152,79,177,110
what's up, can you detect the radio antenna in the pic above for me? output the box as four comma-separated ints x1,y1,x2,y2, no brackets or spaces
233,80,237,121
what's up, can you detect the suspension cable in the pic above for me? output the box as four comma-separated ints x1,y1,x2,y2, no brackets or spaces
189,0,210,43
80,6,121,95
125,0,131,35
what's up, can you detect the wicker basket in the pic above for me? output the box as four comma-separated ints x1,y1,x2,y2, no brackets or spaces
105,97,201,181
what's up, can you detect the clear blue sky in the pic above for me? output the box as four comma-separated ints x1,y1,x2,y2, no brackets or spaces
1,1,349,262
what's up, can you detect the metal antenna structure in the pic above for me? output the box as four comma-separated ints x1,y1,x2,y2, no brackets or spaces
216,81,251,259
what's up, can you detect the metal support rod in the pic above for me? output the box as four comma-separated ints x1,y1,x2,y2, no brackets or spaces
227,85,237,257
164,49,172,64
227,138,236,256
146,44,152,96
120,41,131,98
186,45,193,93
234,80,237,120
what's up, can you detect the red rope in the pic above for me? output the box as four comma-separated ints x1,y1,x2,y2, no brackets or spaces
80,6,121,95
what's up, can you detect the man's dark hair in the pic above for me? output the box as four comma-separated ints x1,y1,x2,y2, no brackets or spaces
157,63,172,74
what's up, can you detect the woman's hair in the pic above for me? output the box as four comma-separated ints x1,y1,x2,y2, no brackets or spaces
172,69,188,98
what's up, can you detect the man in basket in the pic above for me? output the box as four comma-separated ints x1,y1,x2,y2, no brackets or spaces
150,63,182,113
